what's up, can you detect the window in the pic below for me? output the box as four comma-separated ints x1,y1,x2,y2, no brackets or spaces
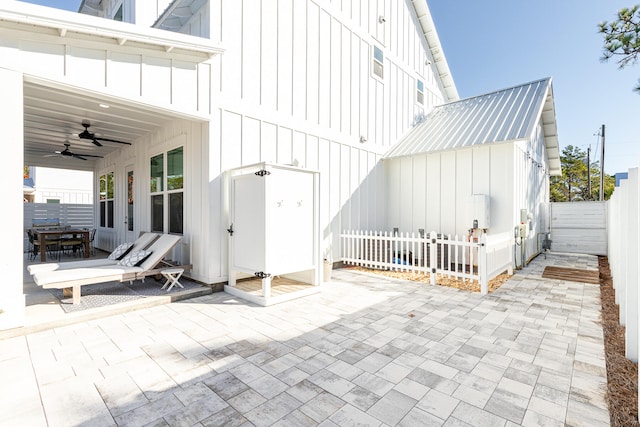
150,147,184,234
99,171,115,228
113,4,123,21
417,79,424,105
373,46,384,79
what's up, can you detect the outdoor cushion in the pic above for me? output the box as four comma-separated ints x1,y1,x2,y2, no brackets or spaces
27,232,160,275
117,249,152,267
108,242,134,260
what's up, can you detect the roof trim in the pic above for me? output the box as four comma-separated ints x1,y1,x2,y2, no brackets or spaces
384,78,562,176
411,0,459,102
0,2,223,58
153,0,207,32
538,80,562,176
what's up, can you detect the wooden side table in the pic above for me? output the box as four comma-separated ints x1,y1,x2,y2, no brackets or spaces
160,268,184,292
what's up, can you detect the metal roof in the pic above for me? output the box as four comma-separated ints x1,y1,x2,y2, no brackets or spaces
385,78,562,176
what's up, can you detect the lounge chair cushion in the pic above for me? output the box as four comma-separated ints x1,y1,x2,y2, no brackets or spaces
107,242,135,260
117,249,153,267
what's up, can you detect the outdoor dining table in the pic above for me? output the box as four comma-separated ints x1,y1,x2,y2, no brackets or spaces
33,229,90,262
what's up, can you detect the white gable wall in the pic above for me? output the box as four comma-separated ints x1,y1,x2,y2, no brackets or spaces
206,0,448,262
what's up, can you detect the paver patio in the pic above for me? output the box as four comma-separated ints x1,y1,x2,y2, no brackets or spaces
1,252,609,426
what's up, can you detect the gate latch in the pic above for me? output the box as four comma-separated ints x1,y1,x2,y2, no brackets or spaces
254,272,271,279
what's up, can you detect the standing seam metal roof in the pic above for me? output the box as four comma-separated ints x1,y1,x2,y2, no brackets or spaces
384,78,562,176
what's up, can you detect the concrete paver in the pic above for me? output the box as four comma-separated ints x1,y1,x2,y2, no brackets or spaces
1,252,610,426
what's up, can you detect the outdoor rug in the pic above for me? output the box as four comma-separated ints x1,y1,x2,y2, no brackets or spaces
541,265,600,284
49,276,209,313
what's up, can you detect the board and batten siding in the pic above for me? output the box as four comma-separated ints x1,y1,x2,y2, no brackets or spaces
384,143,515,238
92,119,215,281
0,25,212,119
550,202,608,256
206,0,449,266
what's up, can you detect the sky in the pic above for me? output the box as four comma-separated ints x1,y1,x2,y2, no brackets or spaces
17,0,640,175
428,0,640,176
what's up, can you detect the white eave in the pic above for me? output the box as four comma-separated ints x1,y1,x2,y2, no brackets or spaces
0,1,223,58
411,0,459,102
153,0,207,32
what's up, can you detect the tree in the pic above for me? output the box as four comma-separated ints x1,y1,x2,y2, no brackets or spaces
550,145,615,202
599,5,640,93
551,145,588,201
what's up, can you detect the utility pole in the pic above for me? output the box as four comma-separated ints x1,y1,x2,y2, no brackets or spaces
600,124,605,201
587,146,591,200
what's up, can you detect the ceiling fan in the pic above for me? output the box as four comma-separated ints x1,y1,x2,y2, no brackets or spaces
47,143,104,161
77,121,131,147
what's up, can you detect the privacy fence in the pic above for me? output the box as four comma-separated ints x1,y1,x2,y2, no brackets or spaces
23,203,94,251
341,230,513,295
608,168,639,364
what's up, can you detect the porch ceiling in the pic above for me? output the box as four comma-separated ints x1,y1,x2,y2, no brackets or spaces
23,79,182,171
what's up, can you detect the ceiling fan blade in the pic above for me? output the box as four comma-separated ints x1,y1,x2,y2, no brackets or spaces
72,154,88,160
91,138,103,147
75,153,103,158
94,136,131,145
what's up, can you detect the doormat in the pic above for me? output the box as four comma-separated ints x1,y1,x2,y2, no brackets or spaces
49,277,208,313
541,266,600,284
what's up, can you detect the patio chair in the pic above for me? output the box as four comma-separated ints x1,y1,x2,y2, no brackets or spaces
32,234,188,304
27,229,61,260
27,232,160,275
60,234,84,258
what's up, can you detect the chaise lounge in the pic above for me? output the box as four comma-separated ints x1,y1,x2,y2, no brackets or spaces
27,232,160,275
32,234,186,304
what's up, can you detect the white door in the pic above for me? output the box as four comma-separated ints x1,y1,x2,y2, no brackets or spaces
124,166,136,243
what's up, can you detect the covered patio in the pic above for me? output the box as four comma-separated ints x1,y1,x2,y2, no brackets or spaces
8,251,212,339
0,1,223,331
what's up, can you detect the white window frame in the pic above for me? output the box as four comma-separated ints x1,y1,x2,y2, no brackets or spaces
149,146,184,235
417,79,424,105
372,46,384,80
98,170,115,229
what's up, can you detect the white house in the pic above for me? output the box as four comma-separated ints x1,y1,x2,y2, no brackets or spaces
1,0,559,330
384,78,561,267
1,0,456,329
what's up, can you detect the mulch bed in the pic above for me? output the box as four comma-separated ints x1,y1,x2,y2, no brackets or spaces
345,265,510,293
599,256,639,426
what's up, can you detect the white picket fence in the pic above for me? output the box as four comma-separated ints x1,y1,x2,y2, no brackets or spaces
341,230,513,295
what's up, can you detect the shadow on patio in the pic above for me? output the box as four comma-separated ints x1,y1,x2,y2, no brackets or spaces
1,252,610,426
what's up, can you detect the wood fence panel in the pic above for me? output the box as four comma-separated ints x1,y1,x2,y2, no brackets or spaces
550,201,607,255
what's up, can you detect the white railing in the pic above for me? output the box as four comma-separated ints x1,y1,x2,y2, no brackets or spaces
341,230,513,295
